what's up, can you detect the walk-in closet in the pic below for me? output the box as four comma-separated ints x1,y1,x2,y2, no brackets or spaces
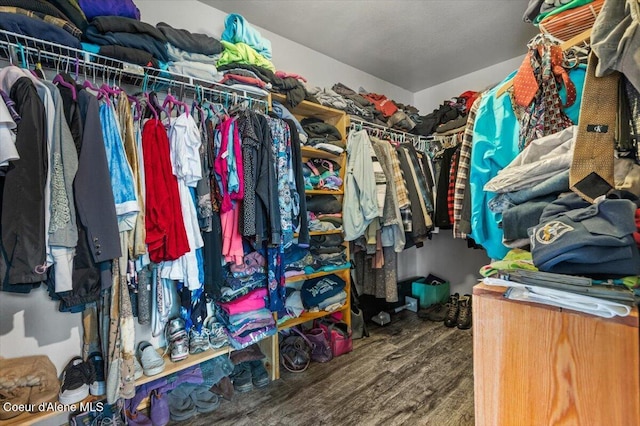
0,1,638,425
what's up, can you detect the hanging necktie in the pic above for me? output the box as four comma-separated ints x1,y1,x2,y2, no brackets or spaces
570,52,619,202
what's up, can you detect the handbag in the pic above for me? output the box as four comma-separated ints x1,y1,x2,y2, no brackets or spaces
279,328,311,373
317,319,352,357
300,327,333,363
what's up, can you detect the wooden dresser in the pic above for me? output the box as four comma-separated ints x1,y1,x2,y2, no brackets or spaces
473,283,640,425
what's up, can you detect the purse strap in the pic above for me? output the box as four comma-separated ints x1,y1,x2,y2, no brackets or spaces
290,326,315,348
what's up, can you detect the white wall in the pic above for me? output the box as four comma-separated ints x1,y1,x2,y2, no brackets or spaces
413,56,525,113
136,0,414,105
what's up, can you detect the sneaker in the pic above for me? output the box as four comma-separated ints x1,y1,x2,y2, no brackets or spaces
189,328,210,355
230,362,253,393
204,317,228,349
249,360,269,388
444,293,460,328
171,336,189,363
165,318,189,363
59,357,94,405
167,318,187,341
87,352,106,396
457,295,472,330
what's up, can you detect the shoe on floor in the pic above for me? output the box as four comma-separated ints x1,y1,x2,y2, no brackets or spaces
444,293,460,328
59,356,94,405
87,352,106,396
210,376,234,401
137,341,165,377
230,363,253,393
426,303,448,322
457,295,472,330
249,360,270,388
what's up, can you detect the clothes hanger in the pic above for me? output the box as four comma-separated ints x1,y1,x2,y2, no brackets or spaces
53,74,77,100
144,92,158,120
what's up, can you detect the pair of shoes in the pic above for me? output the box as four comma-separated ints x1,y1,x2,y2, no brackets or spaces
417,303,448,322
230,360,269,393
137,341,166,376
59,357,95,405
444,293,472,329
166,318,189,362
167,383,220,421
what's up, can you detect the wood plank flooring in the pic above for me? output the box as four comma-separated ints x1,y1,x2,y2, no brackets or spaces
181,311,474,426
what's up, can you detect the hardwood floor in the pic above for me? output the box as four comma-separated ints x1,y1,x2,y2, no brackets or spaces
182,311,474,426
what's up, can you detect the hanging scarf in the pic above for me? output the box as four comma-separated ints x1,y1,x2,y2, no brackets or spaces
513,34,576,151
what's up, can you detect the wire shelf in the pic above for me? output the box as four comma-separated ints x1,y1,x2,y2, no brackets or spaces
349,116,433,153
0,30,269,113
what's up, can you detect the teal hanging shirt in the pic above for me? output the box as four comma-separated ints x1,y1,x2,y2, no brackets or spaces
469,65,586,260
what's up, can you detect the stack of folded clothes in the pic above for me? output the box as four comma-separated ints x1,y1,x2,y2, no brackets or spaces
215,251,276,349
78,0,140,21
300,117,344,155
82,16,168,66
301,274,347,312
157,21,224,82
216,13,309,107
308,211,342,232
305,82,422,133
0,0,84,48
280,273,347,322
309,234,348,273
303,158,342,191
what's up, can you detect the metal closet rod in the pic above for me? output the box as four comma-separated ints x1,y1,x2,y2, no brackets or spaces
0,29,269,113
349,117,432,144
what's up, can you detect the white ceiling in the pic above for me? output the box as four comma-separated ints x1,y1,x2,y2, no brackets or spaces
201,0,538,92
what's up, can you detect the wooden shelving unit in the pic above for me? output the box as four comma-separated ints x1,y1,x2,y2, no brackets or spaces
270,93,352,380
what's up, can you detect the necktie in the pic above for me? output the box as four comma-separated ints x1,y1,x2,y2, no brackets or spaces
570,52,619,202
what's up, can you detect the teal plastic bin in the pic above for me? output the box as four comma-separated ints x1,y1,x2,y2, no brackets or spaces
411,274,450,308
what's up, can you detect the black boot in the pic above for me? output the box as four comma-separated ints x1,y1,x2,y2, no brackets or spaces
444,293,460,328
457,295,472,330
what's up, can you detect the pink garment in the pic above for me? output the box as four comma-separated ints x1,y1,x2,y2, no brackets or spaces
284,270,305,278
275,71,307,82
221,205,243,265
230,119,244,200
218,288,268,315
220,74,268,89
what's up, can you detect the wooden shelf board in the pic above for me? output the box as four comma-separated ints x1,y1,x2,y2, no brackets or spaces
305,189,344,195
294,229,343,237
285,267,349,284
135,346,233,386
0,395,101,426
277,304,349,331
271,93,346,118
301,146,343,159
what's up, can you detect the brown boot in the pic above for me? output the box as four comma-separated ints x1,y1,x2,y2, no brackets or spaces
27,357,59,410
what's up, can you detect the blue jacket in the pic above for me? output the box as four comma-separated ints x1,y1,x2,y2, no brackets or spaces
529,193,640,276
